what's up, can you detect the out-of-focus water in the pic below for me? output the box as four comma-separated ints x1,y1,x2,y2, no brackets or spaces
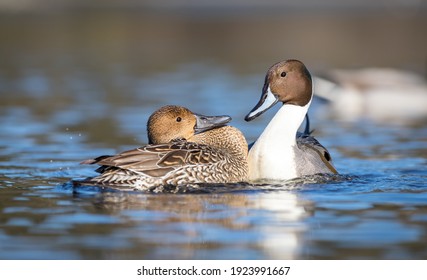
1,10,427,259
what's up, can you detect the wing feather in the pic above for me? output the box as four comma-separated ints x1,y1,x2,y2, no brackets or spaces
81,141,227,178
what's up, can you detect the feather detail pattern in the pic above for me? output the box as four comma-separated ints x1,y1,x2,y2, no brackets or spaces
81,139,248,190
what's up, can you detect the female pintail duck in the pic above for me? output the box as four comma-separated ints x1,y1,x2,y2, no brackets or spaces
244,59,338,181
80,105,248,190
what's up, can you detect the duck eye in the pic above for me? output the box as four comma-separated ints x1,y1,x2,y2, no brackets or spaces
176,117,182,122
324,151,331,161
280,72,287,77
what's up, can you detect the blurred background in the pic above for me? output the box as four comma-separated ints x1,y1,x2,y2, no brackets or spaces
1,0,427,260
1,0,426,144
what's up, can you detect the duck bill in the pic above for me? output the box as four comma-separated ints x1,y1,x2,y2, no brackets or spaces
245,85,279,121
194,113,231,134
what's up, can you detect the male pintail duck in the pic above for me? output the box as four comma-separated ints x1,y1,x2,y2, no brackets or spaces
80,105,248,190
245,59,338,181
314,68,427,124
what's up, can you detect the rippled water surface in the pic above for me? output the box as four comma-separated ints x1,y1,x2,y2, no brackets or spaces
1,10,427,259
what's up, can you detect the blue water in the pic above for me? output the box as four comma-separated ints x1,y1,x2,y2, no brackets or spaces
1,11,427,260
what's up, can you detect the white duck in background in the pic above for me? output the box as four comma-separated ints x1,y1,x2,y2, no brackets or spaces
245,59,337,182
314,68,427,124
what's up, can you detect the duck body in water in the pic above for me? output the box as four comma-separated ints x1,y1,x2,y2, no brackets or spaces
245,59,338,182
80,105,248,190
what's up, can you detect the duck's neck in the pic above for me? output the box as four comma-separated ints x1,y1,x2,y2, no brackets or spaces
257,102,310,147
248,102,310,181
190,126,248,159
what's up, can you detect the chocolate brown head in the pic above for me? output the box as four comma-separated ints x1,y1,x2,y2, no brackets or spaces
245,59,313,121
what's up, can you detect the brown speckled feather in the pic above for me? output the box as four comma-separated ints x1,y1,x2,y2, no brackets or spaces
81,138,246,190
79,106,248,190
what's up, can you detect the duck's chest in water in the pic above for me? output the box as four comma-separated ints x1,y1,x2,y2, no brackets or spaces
247,141,298,180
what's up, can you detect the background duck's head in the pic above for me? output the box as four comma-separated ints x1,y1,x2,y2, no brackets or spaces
147,105,231,144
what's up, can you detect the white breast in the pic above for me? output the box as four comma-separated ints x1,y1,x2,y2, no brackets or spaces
247,103,309,181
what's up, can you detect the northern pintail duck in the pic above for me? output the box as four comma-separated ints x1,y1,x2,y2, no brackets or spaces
245,59,338,181
80,105,248,190
314,68,427,124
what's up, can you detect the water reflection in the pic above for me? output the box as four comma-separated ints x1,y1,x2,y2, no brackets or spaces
0,183,314,259
301,190,427,259
91,190,311,259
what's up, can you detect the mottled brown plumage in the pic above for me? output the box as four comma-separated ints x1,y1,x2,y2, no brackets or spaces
80,106,248,190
